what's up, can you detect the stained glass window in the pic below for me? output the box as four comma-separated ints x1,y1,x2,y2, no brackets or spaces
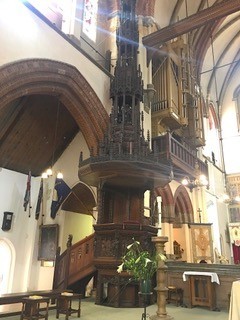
83,0,98,42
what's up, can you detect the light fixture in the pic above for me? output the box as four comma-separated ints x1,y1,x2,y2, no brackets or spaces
41,170,63,179
41,172,48,179
41,97,63,180
181,161,208,192
181,175,208,192
222,184,240,204
46,168,53,176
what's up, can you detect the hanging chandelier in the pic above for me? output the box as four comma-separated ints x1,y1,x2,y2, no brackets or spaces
181,174,208,191
181,160,208,192
222,185,240,204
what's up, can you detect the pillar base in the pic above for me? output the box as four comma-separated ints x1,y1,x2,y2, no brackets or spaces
150,314,174,320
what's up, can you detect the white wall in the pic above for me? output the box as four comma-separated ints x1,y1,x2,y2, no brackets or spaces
221,75,240,174
0,0,105,294
0,0,111,115
0,132,93,294
0,169,39,292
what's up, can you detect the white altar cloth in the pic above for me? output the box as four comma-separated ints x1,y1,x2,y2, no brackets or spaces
182,271,220,284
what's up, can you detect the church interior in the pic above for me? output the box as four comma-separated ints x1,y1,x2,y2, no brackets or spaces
0,0,240,318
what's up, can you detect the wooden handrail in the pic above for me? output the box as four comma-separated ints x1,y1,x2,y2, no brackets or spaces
152,132,208,178
53,233,96,290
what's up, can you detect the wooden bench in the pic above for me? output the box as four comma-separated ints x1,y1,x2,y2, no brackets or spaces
0,290,73,318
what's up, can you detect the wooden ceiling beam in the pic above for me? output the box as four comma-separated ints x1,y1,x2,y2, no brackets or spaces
142,0,240,48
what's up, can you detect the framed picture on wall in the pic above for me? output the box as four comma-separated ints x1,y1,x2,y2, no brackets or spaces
38,224,59,261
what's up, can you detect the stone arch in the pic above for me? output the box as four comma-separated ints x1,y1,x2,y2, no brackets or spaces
0,59,109,149
155,184,174,223
174,185,194,224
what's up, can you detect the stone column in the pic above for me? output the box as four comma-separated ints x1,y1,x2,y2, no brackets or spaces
150,236,173,320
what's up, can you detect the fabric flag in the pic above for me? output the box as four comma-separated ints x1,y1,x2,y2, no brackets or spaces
23,171,31,212
50,178,71,219
35,178,43,220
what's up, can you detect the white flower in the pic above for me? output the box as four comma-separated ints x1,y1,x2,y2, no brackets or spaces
145,258,152,266
127,240,140,249
117,263,124,273
135,257,140,263
157,253,166,261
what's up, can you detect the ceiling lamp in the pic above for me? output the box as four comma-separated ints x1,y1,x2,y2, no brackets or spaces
46,168,53,176
41,169,63,179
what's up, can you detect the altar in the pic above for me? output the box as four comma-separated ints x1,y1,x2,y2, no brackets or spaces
166,261,240,310
183,271,220,310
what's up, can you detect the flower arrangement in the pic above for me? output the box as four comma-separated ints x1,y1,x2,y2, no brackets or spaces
117,239,166,280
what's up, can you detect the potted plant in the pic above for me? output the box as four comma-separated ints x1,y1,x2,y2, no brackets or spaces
117,239,166,293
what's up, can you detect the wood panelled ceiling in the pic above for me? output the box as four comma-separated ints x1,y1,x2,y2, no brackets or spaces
0,94,79,176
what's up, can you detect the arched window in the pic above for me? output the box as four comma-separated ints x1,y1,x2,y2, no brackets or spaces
233,85,240,132
83,0,98,42
203,103,221,166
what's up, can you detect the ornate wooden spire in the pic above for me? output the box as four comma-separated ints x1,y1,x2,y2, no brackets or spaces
79,0,171,189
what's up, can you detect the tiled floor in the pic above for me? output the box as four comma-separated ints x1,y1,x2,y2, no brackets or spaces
3,297,229,320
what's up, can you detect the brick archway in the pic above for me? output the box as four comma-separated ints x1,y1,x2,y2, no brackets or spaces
155,184,175,223
0,59,109,149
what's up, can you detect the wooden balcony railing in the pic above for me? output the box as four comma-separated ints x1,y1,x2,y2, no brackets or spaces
152,132,208,179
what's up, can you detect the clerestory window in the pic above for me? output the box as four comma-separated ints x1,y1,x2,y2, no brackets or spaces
83,0,98,42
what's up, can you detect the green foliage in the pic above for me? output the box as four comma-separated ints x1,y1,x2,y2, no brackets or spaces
117,239,166,280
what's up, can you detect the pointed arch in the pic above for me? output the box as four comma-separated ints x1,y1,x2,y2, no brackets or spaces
0,59,109,150
155,184,174,223
62,181,97,215
208,102,220,130
174,185,194,225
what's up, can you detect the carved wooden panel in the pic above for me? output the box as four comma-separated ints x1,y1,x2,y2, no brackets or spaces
189,223,213,263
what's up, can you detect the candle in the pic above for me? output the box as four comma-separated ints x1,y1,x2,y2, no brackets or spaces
157,196,162,236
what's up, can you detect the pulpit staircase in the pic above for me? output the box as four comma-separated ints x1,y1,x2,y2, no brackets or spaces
53,233,96,296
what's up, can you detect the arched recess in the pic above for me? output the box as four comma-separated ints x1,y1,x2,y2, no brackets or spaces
0,238,15,296
174,185,194,224
62,181,97,215
0,59,109,149
155,184,174,223
171,186,193,260
233,85,240,131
